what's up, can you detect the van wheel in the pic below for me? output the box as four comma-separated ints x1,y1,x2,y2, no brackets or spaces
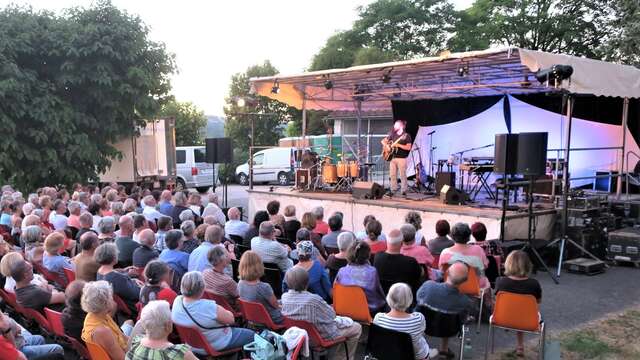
237,173,248,186
195,186,210,193
277,172,290,186
175,178,186,191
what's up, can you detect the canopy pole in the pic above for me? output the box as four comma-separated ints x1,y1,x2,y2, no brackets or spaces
301,90,307,147
355,100,363,166
558,94,573,278
617,97,629,199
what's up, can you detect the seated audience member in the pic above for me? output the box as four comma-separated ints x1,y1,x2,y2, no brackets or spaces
225,207,250,239
251,222,293,272
355,215,387,242
189,224,223,272
110,201,124,224
202,193,226,225
1,252,46,293
284,241,331,302
153,215,173,252
73,232,100,282
363,219,387,254
81,281,134,360
179,220,198,254
115,215,139,267
95,243,142,313
266,200,285,228
471,222,504,257
373,283,432,360
21,225,45,264
12,260,65,312
194,223,208,244
237,251,283,324
126,300,197,360
132,229,159,269
0,311,64,359
42,232,74,278
416,262,472,358
290,228,325,265
243,210,269,247
374,229,423,294
439,222,489,290
131,214,148,244
282,267,361,360
335,241,386,313
172,272,255,353
97,216,117,244
203,246,239,310
61,280,87,341
49,199,68,231
311,206,329,235
170,192,191,228
139,260,178,306
405,211,425,246
495,250,542,357
202,215,218,226
326,232,355,283
141,195,163,223
282,205,301,246
400,223,434,267
75,213,96,242
159,230,189,281
301,212,326,258
428,219,454,255
321,214,344,250
158,190,174,217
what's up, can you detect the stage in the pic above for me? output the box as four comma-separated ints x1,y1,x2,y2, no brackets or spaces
247,188,558,241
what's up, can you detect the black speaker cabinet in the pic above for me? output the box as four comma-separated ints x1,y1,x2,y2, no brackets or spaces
435,172,456,194
206,138,233,164
440,185,466,205
494,134,519,174
517,132,548,176
352,181,384,200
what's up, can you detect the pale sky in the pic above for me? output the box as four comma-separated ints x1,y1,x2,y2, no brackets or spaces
4,0,473,116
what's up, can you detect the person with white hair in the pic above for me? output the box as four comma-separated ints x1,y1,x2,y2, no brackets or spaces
224,207,249,239
373,283,433,360
180,220,198,254
170,192,191,227
21,202,35,217
189,224,223,272
126,300,198,359
67,201,82,229
178,209,194,223
49,199,68,230
158,189,173,216
132,229,159,269
373,229,423,294
201,193,226,225
311,206,329,235
251,222,293,272
142,195,162,223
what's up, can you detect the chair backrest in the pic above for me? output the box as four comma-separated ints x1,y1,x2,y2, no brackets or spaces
63,268,76,283
113,293,133,317
493,291,540,332
365,323,415,360
430,255,440,269
174,324,217,355
261,265,283,298
0,289,18,309
325,247,339,255
416,305,463,338
290,335,306,360
238,299,280,329
442,263,481,296
22,307,52,333
68,337,91,360
202,291,237,315
229,234,244,245
43,308,66,338
230,258,240,282
33,262,67,287
86,341,112,360
283,318,332,348
332,284,372,323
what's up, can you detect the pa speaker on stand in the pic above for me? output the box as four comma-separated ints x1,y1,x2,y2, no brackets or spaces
205,137,233,209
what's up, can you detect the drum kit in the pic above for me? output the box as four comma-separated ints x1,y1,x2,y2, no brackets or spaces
297,153,361,192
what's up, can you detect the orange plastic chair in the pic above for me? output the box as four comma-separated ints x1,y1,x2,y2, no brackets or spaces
332,283,372,324
443,263,487,333
68,337,91,360
202,291,242,319
484,291,545,360
238,299,286,331
283,317,349,360
86,342,111,360
64,268,76,283
174,324,243,357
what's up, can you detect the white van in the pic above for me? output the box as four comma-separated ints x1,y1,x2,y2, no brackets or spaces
176,146,216,192
236,147,295,186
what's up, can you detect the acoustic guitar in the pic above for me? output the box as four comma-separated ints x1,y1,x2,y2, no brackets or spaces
382,134,407,161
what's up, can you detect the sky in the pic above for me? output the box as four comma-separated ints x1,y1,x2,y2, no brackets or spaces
4,0,474,116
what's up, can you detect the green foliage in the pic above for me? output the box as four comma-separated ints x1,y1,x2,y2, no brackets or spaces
352,47,395,66
604,0,640,66
561,331,618,359
0,0,175,191
160,100,206,146
309,31,364,71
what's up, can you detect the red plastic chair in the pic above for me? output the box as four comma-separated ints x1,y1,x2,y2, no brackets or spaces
22,307,53,334
63,268,76,283
0,289,21,311
43,308,65,338
113,293,133,318
202,291,242,318
33,262,67,287
85,341,111,360
174,324,243,357
238,299,286,331
290,335,307,360
430,255,440,269
283,318,349,359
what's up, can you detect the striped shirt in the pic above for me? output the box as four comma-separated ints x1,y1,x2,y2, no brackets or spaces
373,312,429,360
203,268,239,309
281,290,339,340
251,237,293,271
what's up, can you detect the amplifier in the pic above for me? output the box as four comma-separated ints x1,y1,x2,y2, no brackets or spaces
295,169,311,189
608,227,640,263
566,228,607,260
563,257,606,275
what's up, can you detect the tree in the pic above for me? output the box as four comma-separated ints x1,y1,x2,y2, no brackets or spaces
309,31,364,71
160,100,207,146
604,0,640,66
0,1,175,191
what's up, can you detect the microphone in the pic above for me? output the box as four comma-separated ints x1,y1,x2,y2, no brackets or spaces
427,130,435,135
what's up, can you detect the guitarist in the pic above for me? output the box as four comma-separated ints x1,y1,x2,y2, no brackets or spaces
381,119,413,196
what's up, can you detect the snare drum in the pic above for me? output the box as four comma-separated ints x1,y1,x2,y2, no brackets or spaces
336,161,348,178
322,164,337,184
349,162,360,178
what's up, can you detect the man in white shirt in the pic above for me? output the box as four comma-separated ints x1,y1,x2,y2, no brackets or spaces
142,195,163,223
201,193,226,225
224,207,249,239
48,199,68,230
251,222,293,272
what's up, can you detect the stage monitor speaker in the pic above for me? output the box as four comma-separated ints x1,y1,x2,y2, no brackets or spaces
494,134,519,174
435,172,455,194
352,181,384,200
517,132,548,176
206,138,233,164
440,185,467,205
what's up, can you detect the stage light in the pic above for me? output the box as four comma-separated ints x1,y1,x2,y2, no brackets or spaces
535,65,573,86
236,98,246,108
271,79,280,94
457,63,469,77
324,79,333,90
521,74,532,88
381,69,392,83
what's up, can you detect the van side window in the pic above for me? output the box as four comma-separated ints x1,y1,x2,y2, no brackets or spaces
177,150,186,164
253,153,264,166
194,148,207,163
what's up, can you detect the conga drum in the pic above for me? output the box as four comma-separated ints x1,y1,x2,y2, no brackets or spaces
336,161,348,178
349,161,360,178
322,164,337,184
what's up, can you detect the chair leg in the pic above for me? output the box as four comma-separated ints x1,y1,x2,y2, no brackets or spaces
344,341,350,360
477,290,485,334
538,323,546,360
484,324,492,360
460,327,466,360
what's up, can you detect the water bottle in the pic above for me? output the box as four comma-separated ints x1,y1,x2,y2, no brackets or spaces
462,336,473,359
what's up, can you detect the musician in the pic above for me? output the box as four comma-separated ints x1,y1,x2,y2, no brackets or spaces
381,119,412,195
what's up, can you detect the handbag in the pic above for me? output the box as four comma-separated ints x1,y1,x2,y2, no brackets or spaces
243,329,287,360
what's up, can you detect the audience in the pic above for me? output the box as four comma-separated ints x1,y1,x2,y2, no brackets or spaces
73,232,100,282
237,251,283,324
300,212,326,258
374,229,423,294
61,280,87,341
189,224,220,272
281,205,300,246
283,241,331,302
428,219,454,255
335,240,386,313
400,223,434,268
132,214,149,244
141,195,162,223
326,232,355,283
225,207,249,239
404,211,425,246
201,193,225,225
49,199,68,231
170,192,190,228
471,222,504,257
439,222,489,290
171,272,255,354
244,211,269,247
139,260,178,306
95,243,142,313
42,232,74,278
153,215,173,251
266,200,285,228
75,213,95,242
115,215,139,268
132,228,159,269
21,225,44,264
158,190,173,217
159,229,189,282
0,311,65,359
13,260,65,312
2,252,47,294
355,215,387,241
179,220,198,254
251,222,293,272
97,216,116,243
364,219,387,254
321,214,344,251
203,246,239,309
311,206,329,235
282,267,361,360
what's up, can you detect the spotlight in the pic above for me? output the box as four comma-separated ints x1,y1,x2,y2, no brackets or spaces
381,69,393,83
457,63,469,77
271,79,280,94
535,65,573,86
521,74,532,88
236,98,246,107
324,79,333,90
